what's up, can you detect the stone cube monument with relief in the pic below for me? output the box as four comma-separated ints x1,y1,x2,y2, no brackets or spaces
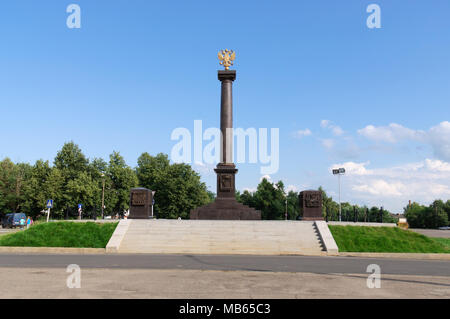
128,187,153,219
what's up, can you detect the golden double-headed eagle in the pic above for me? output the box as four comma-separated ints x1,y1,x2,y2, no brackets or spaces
218,49,236,70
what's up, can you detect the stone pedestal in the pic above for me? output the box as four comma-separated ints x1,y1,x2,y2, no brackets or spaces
215,163,237,198
190,68,261,220
128,188,153,219
299,190,324,221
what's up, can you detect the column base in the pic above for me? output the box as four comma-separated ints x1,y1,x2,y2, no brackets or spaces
190,197,261,220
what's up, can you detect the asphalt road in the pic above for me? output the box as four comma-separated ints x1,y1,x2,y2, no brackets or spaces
0,254,449,277
409,228,450,238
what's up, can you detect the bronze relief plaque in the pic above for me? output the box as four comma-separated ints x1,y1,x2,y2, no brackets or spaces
131,192,146,206
305,193,321,208
220,174,233,192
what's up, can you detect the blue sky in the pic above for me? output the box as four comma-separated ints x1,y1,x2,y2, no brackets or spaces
1,1,450,213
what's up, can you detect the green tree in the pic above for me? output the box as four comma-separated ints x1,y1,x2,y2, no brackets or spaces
136,152,210,219
53,142,90,215
0,158,32,214
286,190,299,220
22,160,53,218
107,151,138,216
239,178,285,220
54,141,89,179
428,200,448,228
404,201,448,228
404,202,426,228
444,200,450,225
65,171,99,218
319,186,339,220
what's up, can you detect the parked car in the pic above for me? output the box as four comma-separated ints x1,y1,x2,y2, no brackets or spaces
1,214,12,228
1,213,26,229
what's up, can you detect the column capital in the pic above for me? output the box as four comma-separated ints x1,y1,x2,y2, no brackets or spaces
218,70,236,82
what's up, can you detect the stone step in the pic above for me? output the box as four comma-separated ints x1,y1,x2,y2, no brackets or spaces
116,219,324,255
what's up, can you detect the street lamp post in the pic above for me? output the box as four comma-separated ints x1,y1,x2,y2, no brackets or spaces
285,198,288,221
151,191,156,218
380,206,384,223
101,173,105,219
332,168,346,222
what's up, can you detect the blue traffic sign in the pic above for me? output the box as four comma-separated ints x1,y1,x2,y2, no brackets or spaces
78,204,82,209
46,199,53,208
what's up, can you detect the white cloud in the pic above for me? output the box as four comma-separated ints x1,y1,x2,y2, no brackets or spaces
294,129,312,139
357,123,424,143
321,119,344,136
331,126,344,136
352,180,405,197
321,138,334,149
320,120,330,128
424,158,450,172
286,184,299,193
427,121,450,161
193,161,215,175
329,159,450,212
358,121,450,161
260,174,271,182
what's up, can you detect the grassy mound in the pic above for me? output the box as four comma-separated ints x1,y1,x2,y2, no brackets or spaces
0,222,118,248
431,237,450,250
328,225,450,253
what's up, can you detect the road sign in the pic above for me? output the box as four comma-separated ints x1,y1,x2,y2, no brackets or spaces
339,168,345,174
78,204,82,209
46,199,53,208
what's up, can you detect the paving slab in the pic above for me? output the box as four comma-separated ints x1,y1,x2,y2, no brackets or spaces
1,267,448,299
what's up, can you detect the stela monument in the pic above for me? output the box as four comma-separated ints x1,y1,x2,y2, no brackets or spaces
190,50,261,220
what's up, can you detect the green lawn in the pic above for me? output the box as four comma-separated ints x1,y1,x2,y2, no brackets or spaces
430,237,450,250
0,222,118,248
328,225,450,253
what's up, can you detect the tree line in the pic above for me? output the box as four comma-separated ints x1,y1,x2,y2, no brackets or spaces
1,142,449,227
404,201,450,229
236,181,398,223
0,142,211,219
236,179,449,227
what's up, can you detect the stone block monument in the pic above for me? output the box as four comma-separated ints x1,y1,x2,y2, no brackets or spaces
299,190,323,221
128,187,153,219
190,50,261,220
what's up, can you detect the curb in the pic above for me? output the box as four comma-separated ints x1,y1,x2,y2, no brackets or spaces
0,246,106,254
327,222,397,227
338,252,450,260
0,246,448,260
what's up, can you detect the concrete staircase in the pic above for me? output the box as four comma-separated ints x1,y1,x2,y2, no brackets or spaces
115,219,326,255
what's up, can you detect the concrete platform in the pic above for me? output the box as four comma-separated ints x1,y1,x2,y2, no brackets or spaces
111,219,326,256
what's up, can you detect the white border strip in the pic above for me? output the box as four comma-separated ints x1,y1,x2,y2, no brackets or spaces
314,221,339,255
106,219,131,253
